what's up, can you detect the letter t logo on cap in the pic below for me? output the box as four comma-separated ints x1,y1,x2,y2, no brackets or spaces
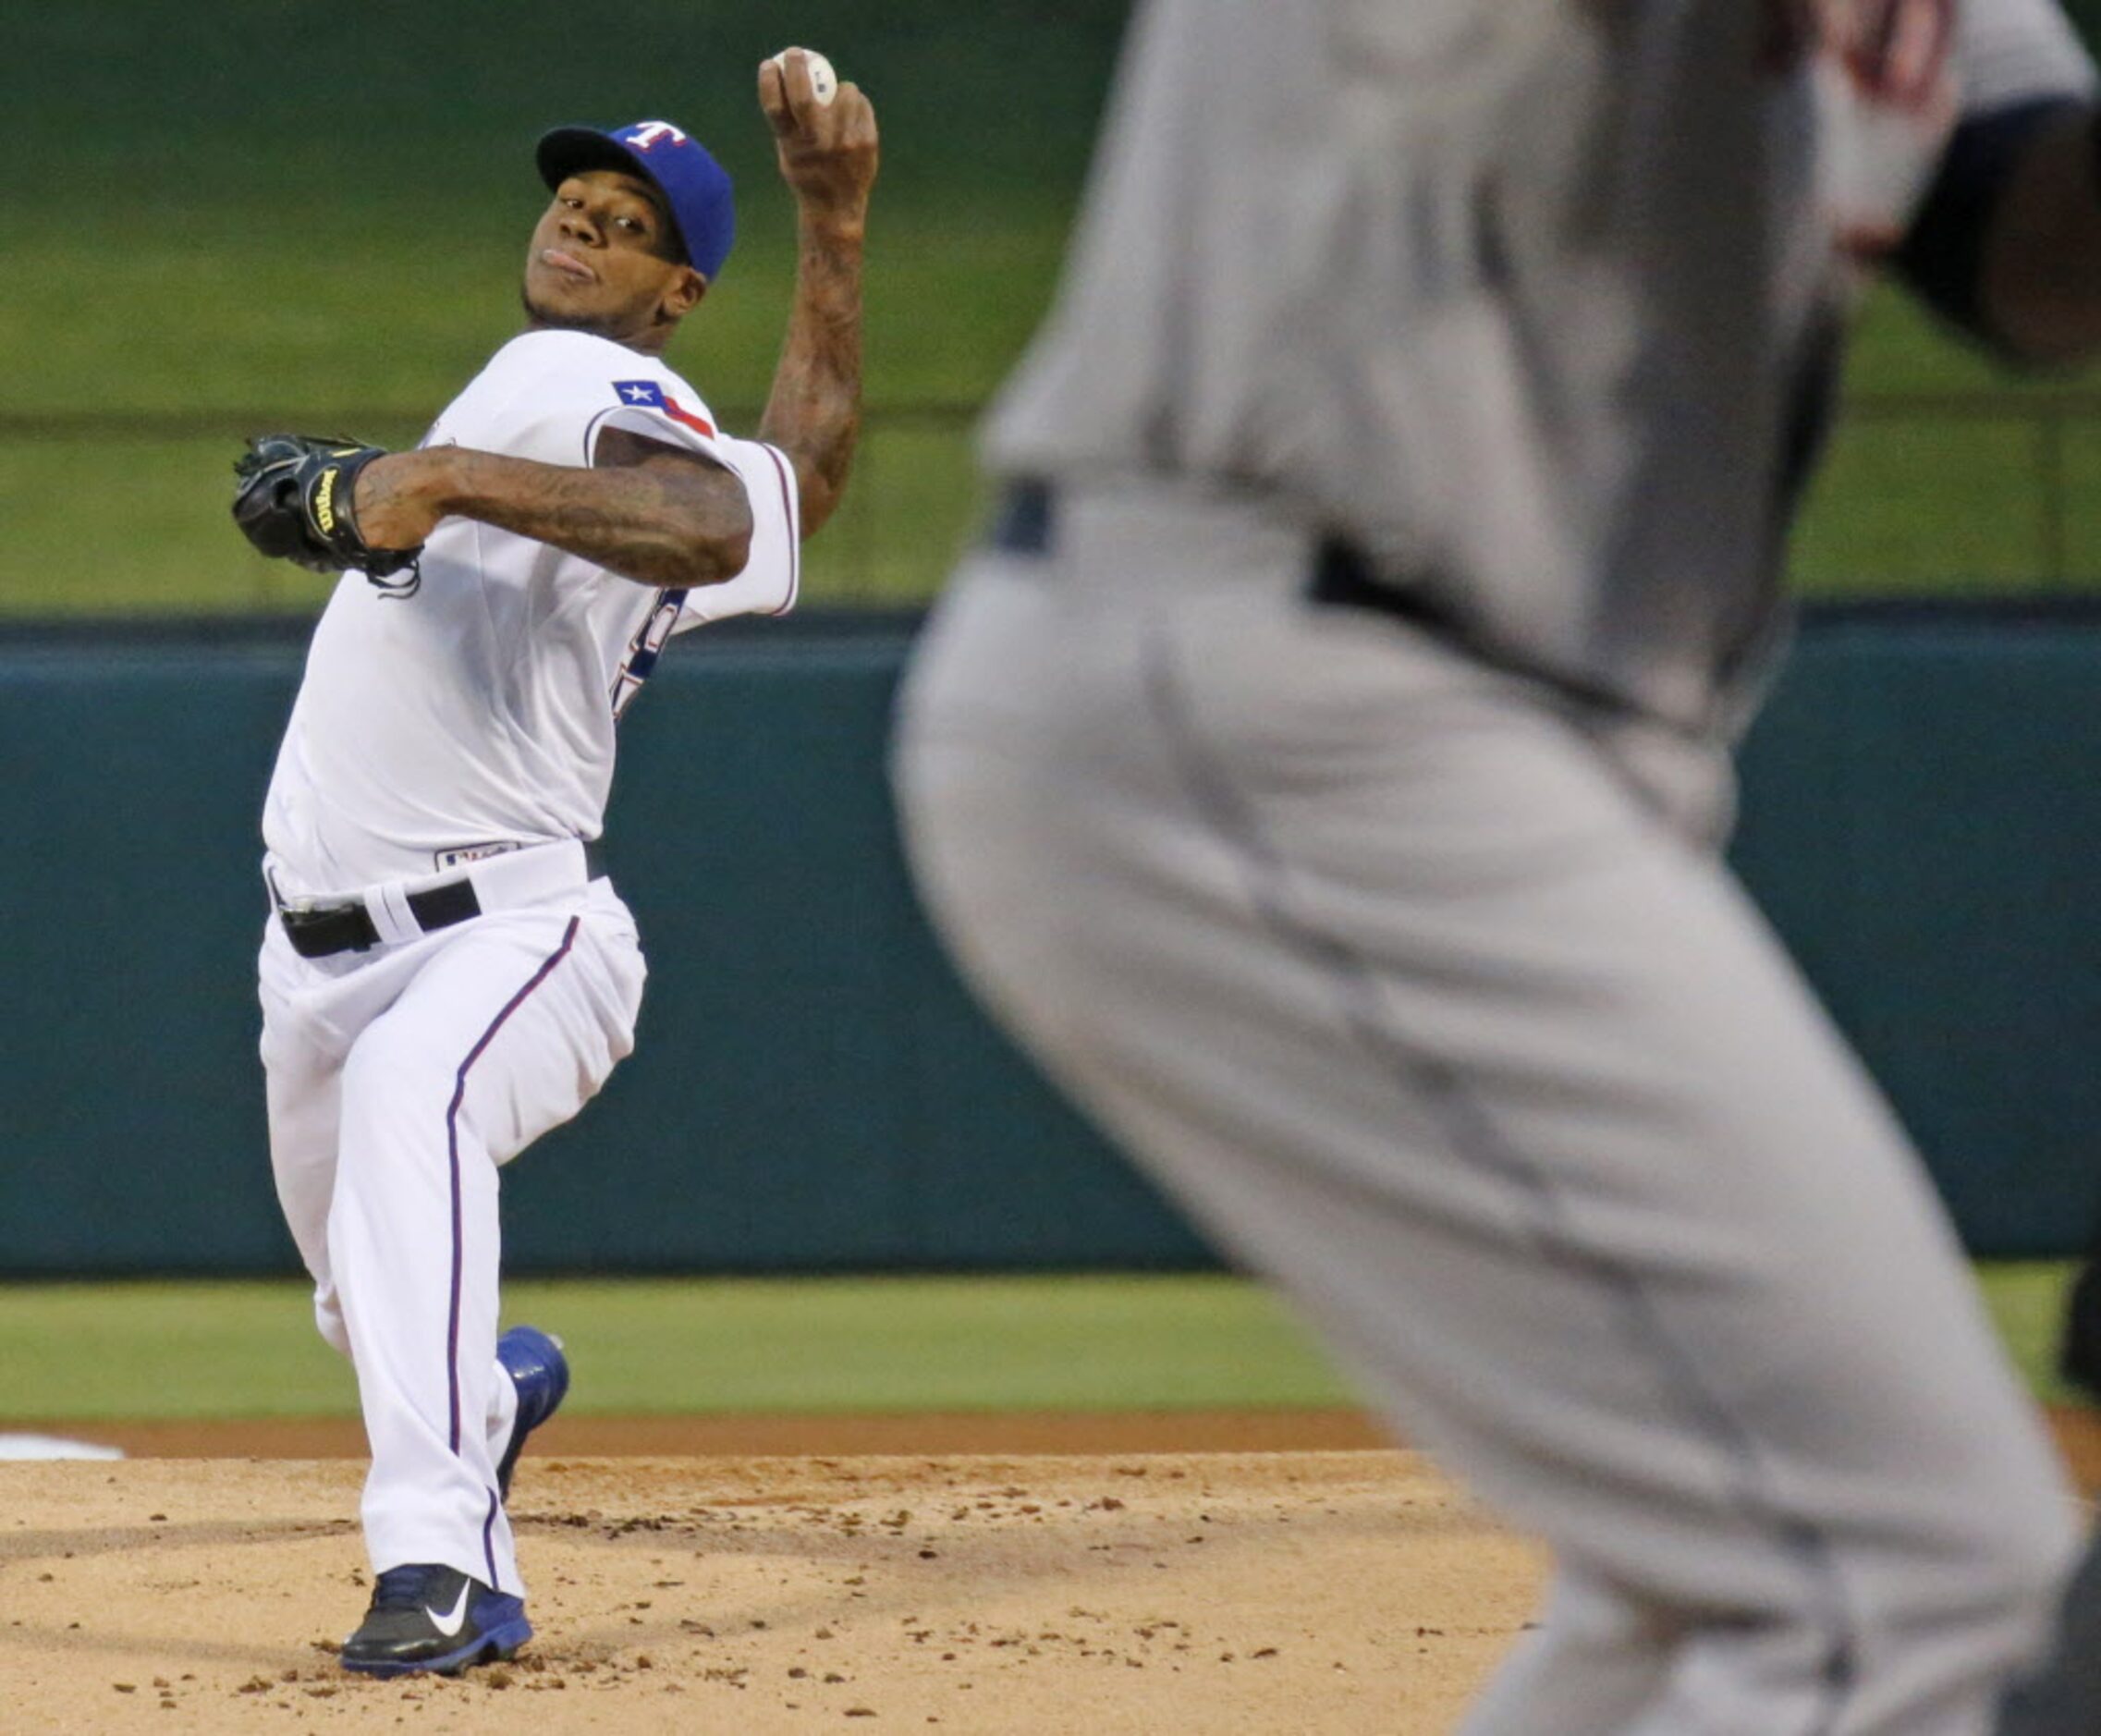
625,122,690,152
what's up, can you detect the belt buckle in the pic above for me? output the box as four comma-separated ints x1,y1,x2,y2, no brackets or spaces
279,896,360,933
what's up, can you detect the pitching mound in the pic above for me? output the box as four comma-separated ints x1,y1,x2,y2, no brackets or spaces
0,1452,1543,1733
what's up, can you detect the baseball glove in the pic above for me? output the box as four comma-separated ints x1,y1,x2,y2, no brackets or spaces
230,434,421,579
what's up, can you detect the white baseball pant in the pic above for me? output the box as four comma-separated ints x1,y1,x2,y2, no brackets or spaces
259,874,644,1596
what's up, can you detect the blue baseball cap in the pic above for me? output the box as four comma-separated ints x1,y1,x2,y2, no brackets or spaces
535,120,736,280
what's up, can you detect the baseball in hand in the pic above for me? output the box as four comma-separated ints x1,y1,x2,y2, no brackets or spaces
771,46,837,106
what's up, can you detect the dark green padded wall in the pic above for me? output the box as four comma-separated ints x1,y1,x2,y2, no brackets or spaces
1,606,2095,1274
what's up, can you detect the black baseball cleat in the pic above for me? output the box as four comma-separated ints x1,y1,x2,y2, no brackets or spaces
338,1563,531,1678
495,1324,570,1499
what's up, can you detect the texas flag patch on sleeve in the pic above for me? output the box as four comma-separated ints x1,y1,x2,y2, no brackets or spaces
611,379,715,438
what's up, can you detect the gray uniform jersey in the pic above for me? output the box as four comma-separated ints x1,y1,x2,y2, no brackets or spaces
985,0,2091,734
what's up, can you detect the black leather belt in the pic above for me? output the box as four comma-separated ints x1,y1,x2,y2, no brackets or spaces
279,878,482,960
989,477,1443,630
275,844,605,960
986,480,1644,720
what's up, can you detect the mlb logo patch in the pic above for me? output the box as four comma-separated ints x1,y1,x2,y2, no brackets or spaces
610,379,715,438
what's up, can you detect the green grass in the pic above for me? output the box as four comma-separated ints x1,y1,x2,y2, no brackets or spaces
811,418,990,605
1791,414,2063,593
0,1265,2082,1425
17,260,2101,617
1982,1261,2087,1406
1789,288,2101,593
0,1274,1355,1424
0,414,984,616
3,0,1109,616
0,202,1043,615
13,0,2101,614
1,197,1069,419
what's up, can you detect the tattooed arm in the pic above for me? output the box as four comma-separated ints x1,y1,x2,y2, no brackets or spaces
348,57,876,579
350,433,755,590
755,49,881,537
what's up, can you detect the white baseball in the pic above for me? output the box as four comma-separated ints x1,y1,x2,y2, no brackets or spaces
772,47,837,107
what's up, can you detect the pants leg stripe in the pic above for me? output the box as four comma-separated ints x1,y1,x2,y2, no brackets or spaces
1135,626,1858,1734
443,917,583,1455
482,1487,502,1586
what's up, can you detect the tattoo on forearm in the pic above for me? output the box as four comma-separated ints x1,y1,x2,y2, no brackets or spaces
455,452,751,587
760,222,865,533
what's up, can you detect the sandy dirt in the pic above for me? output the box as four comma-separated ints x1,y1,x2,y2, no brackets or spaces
2,1406,2093,1733
0,1450,1542,1734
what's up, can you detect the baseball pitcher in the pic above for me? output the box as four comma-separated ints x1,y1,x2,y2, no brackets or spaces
232,50,876,1676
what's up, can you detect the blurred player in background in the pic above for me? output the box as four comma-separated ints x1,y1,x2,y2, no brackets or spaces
236,52,876,1676
897,2,2101,1730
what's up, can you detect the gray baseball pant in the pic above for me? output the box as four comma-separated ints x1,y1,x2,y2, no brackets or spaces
892,485,2081,1736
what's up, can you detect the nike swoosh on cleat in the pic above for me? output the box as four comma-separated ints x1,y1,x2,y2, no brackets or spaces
426,1581,472,1638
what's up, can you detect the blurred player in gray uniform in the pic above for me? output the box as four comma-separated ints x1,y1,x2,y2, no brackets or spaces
896,3,2101,1731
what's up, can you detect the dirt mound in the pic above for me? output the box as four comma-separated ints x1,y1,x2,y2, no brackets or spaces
0,1452,1542,1733
6,1404,2094,1732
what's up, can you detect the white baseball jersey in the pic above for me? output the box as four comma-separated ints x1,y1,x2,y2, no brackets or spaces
263,328,800,898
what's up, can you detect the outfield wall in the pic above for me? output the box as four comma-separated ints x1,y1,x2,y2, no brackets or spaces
2,606,2096,1276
